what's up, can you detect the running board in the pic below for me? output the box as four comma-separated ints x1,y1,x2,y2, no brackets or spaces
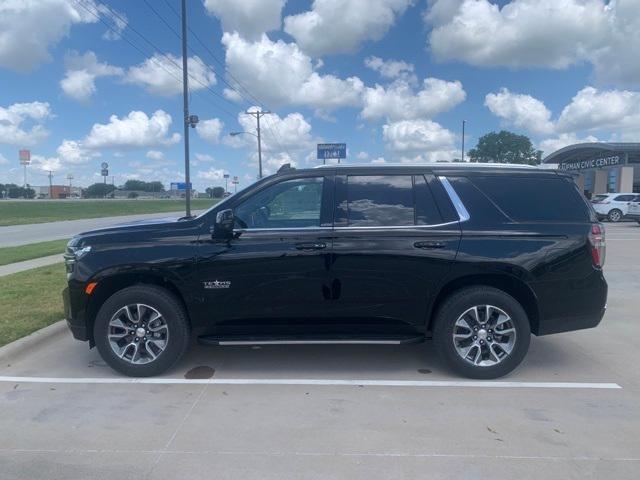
198,334,425,346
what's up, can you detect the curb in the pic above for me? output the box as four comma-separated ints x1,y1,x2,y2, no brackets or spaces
0,320,67,364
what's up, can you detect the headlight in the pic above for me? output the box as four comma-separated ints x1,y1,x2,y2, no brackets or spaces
66,245,92,259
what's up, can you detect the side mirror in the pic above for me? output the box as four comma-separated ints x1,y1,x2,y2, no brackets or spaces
213,209,234,237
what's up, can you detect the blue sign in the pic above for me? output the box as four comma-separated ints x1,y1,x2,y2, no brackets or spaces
317,143,346,160
170,182,192,191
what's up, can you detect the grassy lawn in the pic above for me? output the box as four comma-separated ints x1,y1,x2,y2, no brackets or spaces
0,198,218,226
0,263,66,347
0,239,69,266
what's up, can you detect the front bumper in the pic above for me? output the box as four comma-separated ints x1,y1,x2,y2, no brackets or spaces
62,286,90,341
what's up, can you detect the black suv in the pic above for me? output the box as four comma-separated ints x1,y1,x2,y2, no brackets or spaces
63,164,607,379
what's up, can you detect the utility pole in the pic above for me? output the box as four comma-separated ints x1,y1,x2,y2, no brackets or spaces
461,120,466,162
67,173,73,197
244,109,271,179
47,170,53,200
180,0,199,217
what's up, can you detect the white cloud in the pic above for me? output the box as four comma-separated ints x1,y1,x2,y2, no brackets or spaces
426,0,640,87
203,0,285,40
383,119,457,162
125,54,216,96
0,153,8,165
371,157,387,164
196,118,224,144
357,151,369,160
32,154,62,172
60,51,123,102
0,101,52,146
361,78,466,121
485,86,640,142
222,32,364,112
227,109,317,174
57,139,99,164
0,0,126,72
284,0,414,57
539,133,599,156
195,153,215,163
197,167,226,181
83,110,181,150
484,88,554,135
364,56,415,81
146,150,164,161
556,87,640,136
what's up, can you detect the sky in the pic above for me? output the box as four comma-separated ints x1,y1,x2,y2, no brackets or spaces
1,0,639,192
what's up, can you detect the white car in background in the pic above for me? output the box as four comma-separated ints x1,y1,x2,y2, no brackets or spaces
591,193,638,222
625,195,640,225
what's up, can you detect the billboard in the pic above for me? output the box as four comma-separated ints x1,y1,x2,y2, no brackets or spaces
170,182,192,191
317,143,346,160
19,149,31,165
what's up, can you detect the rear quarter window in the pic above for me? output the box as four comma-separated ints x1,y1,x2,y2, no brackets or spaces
469,175,590,223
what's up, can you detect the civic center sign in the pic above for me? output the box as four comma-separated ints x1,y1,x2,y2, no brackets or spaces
559,155,625,171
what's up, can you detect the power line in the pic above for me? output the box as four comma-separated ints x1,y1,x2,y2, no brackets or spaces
92,1,238,111
161,0,266,109
73,0,238,120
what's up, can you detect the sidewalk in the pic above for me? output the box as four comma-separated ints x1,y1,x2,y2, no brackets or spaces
0,254,63,277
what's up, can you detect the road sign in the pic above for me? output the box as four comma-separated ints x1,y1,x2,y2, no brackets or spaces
101,162,109,169
317,143,346,160
101,169,109,177
223,174,230,179
170,182,192,191
19,149,31,165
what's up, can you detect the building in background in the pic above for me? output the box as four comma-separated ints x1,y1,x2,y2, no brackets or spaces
33,185,82,199
544,143,640,197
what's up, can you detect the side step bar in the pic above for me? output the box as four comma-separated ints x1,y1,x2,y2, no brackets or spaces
198,334,426,346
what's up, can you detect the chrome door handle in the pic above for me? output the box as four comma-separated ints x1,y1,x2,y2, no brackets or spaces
414,241,445,249
295,242,327,250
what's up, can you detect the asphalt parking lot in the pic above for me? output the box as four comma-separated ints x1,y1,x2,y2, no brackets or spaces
1,223,639,479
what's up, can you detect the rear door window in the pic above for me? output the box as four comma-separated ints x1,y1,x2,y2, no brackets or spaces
469,175,590,222
613,195,635,202
335,174,443,227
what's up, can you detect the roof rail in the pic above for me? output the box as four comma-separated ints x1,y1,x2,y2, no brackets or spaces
277,163,294,173
313,162,538,169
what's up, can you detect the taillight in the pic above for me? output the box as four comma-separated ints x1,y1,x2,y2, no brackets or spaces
589,223,606,268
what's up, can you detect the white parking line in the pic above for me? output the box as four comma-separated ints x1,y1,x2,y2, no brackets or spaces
0,376,622,389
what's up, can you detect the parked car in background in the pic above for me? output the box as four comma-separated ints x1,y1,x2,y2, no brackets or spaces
625,195,640,224
591,193,638,222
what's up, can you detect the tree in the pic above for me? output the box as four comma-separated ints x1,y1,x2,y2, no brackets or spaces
0,183,35,198
123,180,165,192
468,130,543,165
205,186,225,198
85,183,116,198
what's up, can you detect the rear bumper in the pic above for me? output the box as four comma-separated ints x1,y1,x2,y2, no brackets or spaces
533,270,608,336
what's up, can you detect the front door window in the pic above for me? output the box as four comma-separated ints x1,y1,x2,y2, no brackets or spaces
234,177,324,229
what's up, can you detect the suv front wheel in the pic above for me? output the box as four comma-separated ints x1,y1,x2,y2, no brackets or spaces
607,209,623,222
94,285,191,377
433,286,530,379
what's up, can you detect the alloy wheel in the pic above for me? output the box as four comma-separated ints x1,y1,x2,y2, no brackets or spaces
107,303,169,364
452,305,517,367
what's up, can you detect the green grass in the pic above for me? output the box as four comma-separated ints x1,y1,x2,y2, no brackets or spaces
0,263,66,347
0,198,218,226
0,239,69,266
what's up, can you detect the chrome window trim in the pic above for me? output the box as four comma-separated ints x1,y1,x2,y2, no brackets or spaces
233,226,332,233
334,222,459,230
438,176,470,222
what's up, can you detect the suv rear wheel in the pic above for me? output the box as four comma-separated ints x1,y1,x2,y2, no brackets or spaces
433,286,530,379
94,285,190,377
607,209,623,222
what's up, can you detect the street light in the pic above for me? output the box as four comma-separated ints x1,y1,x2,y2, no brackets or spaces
230,130,263,179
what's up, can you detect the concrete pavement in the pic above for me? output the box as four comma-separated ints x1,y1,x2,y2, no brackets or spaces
0,222,638,479
0,211,190,248
0,254,62,277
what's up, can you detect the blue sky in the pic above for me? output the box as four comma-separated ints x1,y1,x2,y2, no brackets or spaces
1,0,639,191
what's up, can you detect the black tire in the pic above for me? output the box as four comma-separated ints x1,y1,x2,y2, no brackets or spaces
433,286,530,379
94,285,190,377
607,209,623,222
